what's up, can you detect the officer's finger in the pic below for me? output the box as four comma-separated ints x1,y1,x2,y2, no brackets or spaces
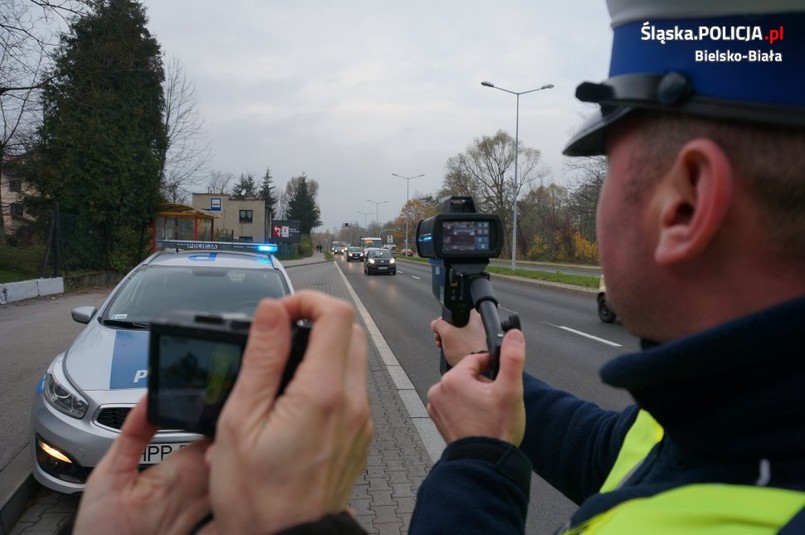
278,291,356,395
94,396,157,477
225,298,292,414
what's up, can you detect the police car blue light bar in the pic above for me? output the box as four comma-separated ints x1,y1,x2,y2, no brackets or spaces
156,240,278,254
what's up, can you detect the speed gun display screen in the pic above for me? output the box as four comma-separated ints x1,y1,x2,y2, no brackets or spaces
441,221,492,253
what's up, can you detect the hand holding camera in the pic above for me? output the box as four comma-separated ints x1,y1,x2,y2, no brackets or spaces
207,291,373,533
81,291,372,535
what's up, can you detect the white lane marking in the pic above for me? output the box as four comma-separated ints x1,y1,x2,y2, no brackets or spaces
545,323,622,347
411,275,421,280
334,260,445,463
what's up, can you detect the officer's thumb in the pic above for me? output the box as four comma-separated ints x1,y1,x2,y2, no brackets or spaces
496,329,526,388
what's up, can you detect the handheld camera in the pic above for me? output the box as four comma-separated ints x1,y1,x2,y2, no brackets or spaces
147,310,309,436
416,196,520,378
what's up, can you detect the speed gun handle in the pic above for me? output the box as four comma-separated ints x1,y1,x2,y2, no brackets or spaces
439,301,503,378
470,277,504,380
438,277,506,379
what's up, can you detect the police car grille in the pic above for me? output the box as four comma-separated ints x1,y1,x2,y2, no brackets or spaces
96,407,131,429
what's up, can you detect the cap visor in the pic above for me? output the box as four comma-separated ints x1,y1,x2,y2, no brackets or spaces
563,106,633,157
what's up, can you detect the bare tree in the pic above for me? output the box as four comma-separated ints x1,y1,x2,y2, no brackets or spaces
440,130,549,255
0,0,89,123
207,170,234,195
0,0,89,244
161,57,211,203
565,155,607,242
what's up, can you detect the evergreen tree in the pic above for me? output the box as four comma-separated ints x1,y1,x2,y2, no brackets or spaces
286,173,322,234
258,167,278,221
231,173,257,199
32,0,165,270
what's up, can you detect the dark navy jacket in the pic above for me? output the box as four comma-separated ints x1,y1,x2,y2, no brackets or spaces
409,295,805,534
275,296,805,534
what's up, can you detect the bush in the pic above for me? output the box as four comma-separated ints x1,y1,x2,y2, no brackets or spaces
295,235,314,258
0,245,46,282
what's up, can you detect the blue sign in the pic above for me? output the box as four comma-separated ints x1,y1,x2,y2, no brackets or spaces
210,197,222,212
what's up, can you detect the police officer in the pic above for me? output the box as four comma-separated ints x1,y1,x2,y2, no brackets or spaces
411,0,805,533
71,0,805,533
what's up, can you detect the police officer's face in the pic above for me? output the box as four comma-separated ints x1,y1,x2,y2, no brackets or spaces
598,119,663,340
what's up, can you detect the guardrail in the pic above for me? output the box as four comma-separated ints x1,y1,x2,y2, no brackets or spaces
0,278,64,305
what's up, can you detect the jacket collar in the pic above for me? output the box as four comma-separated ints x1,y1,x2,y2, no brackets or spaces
600,296,805,460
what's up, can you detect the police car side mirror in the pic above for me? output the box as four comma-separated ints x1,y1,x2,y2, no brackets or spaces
71,306,97,324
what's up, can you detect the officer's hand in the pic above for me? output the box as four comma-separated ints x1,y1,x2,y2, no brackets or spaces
427,329,526,445
207,291,373,533
431,309,487,366
73,397,214,535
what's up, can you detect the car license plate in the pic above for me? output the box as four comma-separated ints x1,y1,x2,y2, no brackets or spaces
140,442,188,464
378,266,388,270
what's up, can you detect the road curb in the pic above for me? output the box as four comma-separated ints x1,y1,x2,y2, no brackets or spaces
0,449,39,535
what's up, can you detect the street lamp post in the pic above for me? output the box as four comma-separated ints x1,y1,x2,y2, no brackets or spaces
481,80,554,271
366,199,388,232
392,173,424,250
357,210,370,231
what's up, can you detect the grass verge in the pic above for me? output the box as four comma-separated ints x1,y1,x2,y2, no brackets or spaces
0,246,46,283
398,256,599,289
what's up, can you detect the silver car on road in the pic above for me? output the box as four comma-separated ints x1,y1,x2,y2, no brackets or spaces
31,240,294,493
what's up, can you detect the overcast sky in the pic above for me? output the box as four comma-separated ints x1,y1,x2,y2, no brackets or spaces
142,1,612,232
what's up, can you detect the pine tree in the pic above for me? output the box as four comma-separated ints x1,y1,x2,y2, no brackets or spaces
286,174,322,234
258,167,278,221
231,173,257,199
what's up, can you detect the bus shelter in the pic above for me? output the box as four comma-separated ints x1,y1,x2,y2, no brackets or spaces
152,202,220,250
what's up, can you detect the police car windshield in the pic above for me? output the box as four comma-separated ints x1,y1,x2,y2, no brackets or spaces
102,266,288,323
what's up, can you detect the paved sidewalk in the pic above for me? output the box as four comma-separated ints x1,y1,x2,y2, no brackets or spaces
5,253,440,534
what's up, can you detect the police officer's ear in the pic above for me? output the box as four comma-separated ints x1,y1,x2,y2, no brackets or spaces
653,138,734,266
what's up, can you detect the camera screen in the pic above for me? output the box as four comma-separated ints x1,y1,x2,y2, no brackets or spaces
441,220,492,253
152,334,242,432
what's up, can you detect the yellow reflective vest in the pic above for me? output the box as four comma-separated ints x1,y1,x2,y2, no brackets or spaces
563,410,805,534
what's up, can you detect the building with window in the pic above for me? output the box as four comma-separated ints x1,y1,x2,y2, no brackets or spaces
191,193,268,242
1,157,36,238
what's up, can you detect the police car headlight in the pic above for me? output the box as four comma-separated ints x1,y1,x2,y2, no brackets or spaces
389,258,396,264
43,357,88,419
368,259,376,264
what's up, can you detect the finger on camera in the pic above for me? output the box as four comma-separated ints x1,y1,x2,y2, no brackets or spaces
98,396,157,476
281,291,356,385
228,298,292,411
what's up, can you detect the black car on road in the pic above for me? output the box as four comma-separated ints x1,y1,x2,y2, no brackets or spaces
346,246,364,262
363,247,396,275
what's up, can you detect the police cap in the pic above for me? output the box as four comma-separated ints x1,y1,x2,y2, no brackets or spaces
564,0,805,156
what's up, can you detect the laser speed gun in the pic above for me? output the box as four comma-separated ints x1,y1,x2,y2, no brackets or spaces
416,196,520,378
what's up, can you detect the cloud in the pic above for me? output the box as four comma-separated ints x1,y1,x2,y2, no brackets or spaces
144,0,612,230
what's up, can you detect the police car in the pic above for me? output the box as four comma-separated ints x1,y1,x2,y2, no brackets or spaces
30,240,294,493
